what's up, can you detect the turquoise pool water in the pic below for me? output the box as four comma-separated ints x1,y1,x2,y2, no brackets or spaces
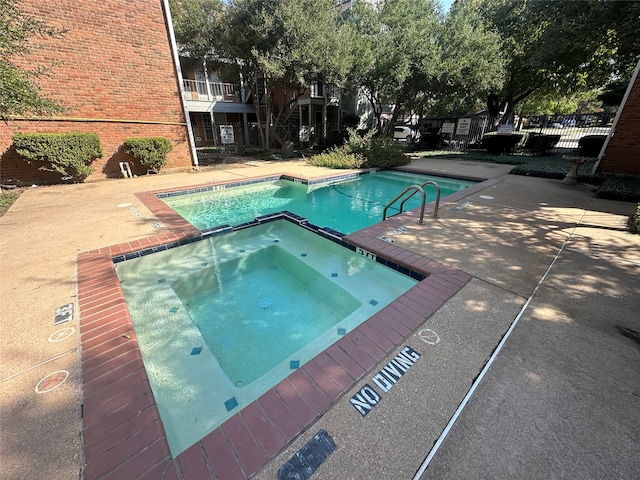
163,170,475,234
116,220,417,456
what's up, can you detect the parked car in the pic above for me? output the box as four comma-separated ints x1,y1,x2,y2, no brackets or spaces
393,126,420,142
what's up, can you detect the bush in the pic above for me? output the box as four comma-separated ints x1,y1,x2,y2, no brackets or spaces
578,135,607,157
343,129,409,168
123,137,173,172
524,134,561,155
510,157,602,182
418,133,442,149
12,132,102,181
306,129,409,170
596,176,640,202
305,149,363,169
324,129,350,149
481,134,524,155
629,204,640,234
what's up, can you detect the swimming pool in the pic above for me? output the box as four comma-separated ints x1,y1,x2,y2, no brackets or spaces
161,170,475,234
115,219,418,456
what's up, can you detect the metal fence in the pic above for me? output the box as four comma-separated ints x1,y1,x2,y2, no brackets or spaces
414,112,614,156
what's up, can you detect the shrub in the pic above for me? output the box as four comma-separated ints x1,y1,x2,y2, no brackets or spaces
481,134,523,155
12,132,102,181
596,176,640,202
305,149,363,169
123,137,173,172
342,128,409,168
324,129,350,149
524,134,561,155
510,157,601,182
418,133,442,149
578,135,607,157
629,204,640,234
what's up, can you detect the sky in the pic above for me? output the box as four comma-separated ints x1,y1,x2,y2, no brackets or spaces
440,0,455,13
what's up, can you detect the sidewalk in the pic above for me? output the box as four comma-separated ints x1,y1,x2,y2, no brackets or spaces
1,157,638,479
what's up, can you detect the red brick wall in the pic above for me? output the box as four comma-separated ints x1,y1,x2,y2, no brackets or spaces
0,0,194,185
601,69,640,175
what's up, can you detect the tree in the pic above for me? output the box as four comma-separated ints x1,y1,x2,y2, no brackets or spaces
429,0,505,117
344,0,441,134
211,0,350,150
168,0,224,61
479,0,640,118
519,89,604,115
0,0,65,122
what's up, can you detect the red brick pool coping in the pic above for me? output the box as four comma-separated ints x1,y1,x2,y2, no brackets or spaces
77,173,498,479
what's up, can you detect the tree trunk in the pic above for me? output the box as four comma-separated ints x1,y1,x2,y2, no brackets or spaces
251,78,266,150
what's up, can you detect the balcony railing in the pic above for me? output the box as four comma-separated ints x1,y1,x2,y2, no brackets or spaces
182,79,240,102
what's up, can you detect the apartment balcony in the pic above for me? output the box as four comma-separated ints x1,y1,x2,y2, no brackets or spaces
298,82,341,107
182,79,254,114
183,79,240,102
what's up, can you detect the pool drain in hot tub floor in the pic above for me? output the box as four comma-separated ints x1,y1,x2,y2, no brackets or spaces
259,298,273,309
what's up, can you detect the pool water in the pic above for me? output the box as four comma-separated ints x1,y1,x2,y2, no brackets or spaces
171,244,361,386
116,220,417,456
163,170,475,233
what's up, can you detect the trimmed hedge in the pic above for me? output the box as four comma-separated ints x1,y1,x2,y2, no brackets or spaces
12,132,103,181
596,176,640,202
523,134,561,155
578,135,607,157
481,134,523,155
124,137,173,172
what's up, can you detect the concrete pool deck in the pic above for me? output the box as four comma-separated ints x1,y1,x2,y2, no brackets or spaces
1,157,638,479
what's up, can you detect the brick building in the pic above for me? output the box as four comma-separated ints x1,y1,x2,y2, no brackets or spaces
600,61,640,176
0,0,194,185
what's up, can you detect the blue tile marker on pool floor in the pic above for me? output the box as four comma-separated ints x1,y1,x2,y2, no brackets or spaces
277,429,336,480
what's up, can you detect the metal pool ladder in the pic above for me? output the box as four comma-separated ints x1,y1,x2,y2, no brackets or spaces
382,181,441,225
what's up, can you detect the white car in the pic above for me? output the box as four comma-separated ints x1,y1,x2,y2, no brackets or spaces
393,126,420,143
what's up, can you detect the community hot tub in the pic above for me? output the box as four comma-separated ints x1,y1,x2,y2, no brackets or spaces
114,219,418,456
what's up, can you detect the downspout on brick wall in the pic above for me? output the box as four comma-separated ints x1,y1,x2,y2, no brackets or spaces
162,0,199,170
592,59,640,175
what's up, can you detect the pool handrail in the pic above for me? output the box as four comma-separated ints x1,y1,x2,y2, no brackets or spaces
383,185,426,224
382,181,441,224
411,180,440,218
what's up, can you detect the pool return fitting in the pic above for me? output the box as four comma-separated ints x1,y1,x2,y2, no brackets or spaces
383,181,441,224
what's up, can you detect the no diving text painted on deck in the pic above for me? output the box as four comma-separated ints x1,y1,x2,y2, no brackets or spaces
350,346,420,416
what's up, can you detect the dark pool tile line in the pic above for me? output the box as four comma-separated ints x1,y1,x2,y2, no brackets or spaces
136,172,499,248
152,170,372,202
287,171,359,186
156,175,283,198
104,211,430,283
138,170,383,234
394,166,488,183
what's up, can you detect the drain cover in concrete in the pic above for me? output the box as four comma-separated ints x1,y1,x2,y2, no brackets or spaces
277,429,336,480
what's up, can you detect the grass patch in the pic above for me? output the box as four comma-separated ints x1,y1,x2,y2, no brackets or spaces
0,190,22,216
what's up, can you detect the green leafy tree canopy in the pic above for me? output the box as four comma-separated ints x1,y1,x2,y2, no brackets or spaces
0,0,65,122
479,0,640,117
